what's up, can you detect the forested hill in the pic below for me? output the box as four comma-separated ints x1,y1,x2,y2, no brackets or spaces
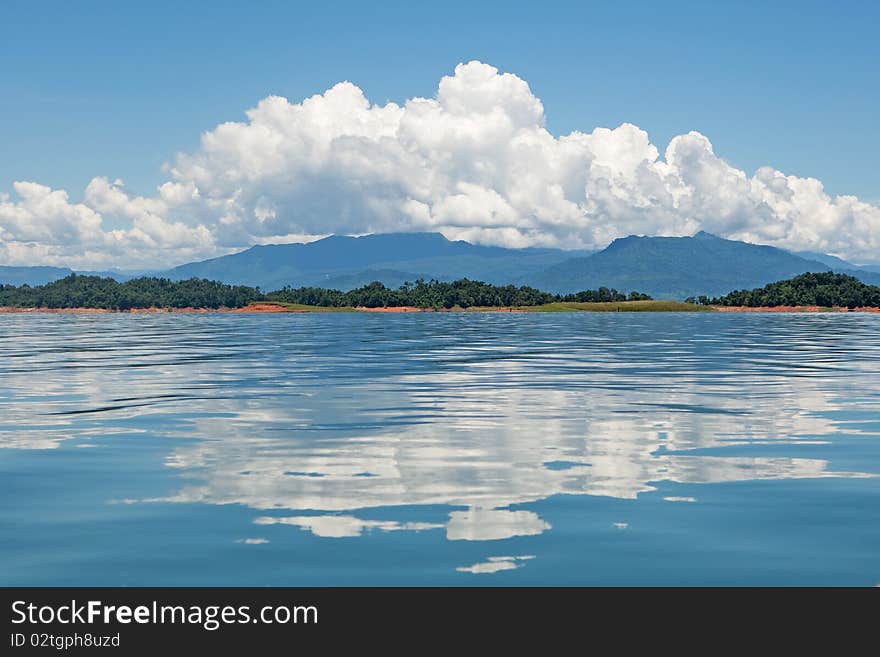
699,273,880,308
0,274,652,310
529,231,876,298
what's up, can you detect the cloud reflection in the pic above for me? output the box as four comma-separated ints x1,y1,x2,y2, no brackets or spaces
2,314,879,557
254,515,443,539
456,555,535,575
446,509,550,541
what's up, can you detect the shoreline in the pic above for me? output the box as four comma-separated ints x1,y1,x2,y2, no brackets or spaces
0,306,222,314
2,303,880,314
0,304,531,314
713,305,880,313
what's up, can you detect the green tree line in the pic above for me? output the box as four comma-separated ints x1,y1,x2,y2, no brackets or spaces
10,272,878,310
0,275,263,310
687,272,880,308
267,279,649,308
0,274,652,310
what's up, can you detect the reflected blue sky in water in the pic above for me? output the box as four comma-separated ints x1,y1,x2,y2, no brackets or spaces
1,313,879,584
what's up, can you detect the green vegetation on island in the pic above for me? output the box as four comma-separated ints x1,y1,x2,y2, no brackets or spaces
0,275,262,310
266,279,652,309
0,274,655,311
7,271,876,313
688,272,880,308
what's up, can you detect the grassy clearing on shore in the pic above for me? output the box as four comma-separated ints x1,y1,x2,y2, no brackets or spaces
518,300,713,312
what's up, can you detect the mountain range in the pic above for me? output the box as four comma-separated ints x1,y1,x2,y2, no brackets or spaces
2,231,878,300
0,266,137,287
529,231,880,298
162,232,595,291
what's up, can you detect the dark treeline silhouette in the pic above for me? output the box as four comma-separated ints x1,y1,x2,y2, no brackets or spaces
0,274,651,310
562,289,652,303
0,275,262,310
688,272,880,308
267,279,649,308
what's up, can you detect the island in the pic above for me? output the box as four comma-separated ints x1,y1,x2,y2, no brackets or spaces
687,273,880,312
1,272,879,314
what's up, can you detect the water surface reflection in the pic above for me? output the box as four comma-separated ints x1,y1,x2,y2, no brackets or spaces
1,313,879,584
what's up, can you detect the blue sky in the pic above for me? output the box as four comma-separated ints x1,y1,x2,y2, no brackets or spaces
2,0,877,199
1,0,879,267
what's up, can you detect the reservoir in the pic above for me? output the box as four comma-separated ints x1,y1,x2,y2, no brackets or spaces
1,312,879,585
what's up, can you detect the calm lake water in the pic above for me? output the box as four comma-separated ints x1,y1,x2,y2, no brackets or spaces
1,312,879,586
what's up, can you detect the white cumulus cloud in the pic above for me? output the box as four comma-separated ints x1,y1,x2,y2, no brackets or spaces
2,60,879,268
